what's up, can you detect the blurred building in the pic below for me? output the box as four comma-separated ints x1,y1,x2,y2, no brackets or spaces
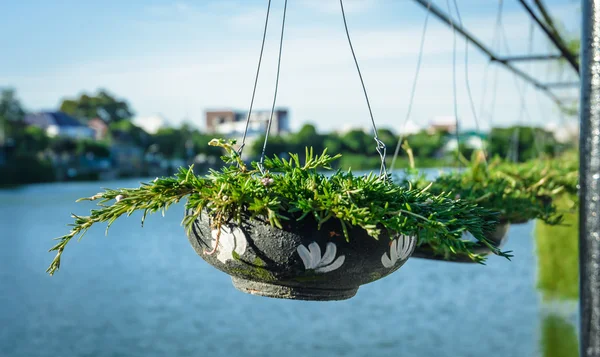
133,114,168,135
88,117,109,140
24,111,95,139
205,108,289,137
544,121,579,143
427,116,457,134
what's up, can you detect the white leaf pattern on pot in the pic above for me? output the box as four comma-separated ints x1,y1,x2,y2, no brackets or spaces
210,225,248,263
381,235,415,268
297,242,345,273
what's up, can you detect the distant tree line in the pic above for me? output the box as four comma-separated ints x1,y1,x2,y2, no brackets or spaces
249,123,571,170
0,87,574,185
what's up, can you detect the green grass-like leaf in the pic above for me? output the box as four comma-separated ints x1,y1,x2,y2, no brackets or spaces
46,139,510,275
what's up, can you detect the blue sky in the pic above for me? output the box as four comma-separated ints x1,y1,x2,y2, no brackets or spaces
0,0,581,133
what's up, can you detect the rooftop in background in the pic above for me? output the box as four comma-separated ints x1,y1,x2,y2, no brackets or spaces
23,111,95,140
205,108,290,137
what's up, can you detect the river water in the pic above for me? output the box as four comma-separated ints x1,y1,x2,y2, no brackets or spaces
0,177,578,357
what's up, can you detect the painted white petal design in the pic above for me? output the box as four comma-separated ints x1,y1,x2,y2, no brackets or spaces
381,235,415,268
399,235,415,261
319,242,337,266
315,255,345,273
210,225,248,263
381,251,394,268
308,242,321,270
297,244,314,270
391,238,399,258
297,241,345,273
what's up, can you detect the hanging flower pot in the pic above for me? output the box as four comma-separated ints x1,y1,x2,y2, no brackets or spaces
401,150,566,230
187,213,415,300
46,139,509,301
411,222,510,263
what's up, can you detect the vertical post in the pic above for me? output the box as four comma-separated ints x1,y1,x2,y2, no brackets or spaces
580,1,600,356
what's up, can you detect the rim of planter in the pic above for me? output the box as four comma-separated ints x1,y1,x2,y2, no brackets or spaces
411,222,511,263
186,211,416,301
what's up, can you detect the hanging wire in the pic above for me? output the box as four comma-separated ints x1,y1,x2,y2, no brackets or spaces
238,0,273,159
445,0,461,163
258,0,288,172
498,14,543,162
487,0,504,153
478,61,491,131
537,37,565,155
339,0,388,178
451,0,487,161
525,20,545,158
390,0,432,173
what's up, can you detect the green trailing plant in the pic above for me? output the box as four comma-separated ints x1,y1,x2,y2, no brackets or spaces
403,149,567,225
494,152,579,197
46,139,512,275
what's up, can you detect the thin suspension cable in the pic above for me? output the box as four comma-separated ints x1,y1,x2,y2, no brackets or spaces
498,16,542,161
539,37,565,154
446,0,461,162
390,0,432,173
489,63,500,133
258,0,288,171
516,20,535,124
238,0,272,158
526,19,544,158
452,0,487,161
478,62,491,129
339,0,388,177
487,0,504,150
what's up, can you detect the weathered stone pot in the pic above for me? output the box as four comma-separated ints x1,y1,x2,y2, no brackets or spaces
506,217,529,225
186,213,416,301
411,223,510,263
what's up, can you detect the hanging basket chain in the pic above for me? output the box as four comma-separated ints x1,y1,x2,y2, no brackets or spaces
258,0,288,173
339,0,388,178
390,0,432,174
237,0,273,160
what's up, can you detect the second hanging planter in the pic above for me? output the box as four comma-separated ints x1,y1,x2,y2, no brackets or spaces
411,222,511,263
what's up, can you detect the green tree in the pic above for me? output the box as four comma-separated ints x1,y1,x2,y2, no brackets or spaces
60,89,134,123
404,130,444,158
109,120,149,147
0,88,26,145
76,140,111,158
341,129,370,154
376,128,397,151
0,88,25,122
488,126,558,162
18,126,50,154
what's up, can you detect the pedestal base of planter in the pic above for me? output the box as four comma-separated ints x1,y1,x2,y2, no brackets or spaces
231,277,359,301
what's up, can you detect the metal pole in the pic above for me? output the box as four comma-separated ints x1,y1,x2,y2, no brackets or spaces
517,0,580,74
543,81,581,89
497,54,563,62
579,1,600,356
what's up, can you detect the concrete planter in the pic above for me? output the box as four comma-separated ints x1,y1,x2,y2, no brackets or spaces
411,223,510,263
503,217,529,225
186,212,415,301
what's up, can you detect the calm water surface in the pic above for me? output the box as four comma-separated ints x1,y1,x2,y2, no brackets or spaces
0,175,576,357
